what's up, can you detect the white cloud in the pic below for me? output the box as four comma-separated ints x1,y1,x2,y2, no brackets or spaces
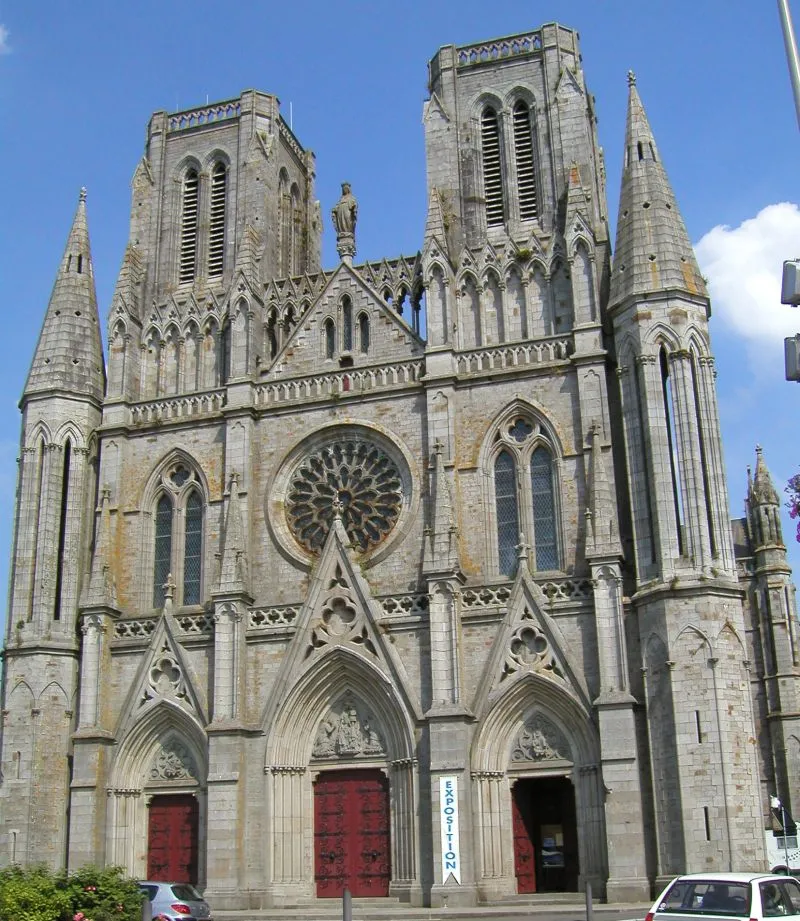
695,202,800,359
0,25,9,54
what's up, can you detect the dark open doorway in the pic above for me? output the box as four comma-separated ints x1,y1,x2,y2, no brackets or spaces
512,776,578,893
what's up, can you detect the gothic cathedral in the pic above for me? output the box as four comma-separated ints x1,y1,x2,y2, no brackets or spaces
2,23,799,909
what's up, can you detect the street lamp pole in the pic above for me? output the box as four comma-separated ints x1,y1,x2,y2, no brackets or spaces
778,0,800,129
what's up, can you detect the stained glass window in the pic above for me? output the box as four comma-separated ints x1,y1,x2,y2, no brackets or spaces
153,494,173,607
183,491,203,605
531,447,558,570
495,450,519,576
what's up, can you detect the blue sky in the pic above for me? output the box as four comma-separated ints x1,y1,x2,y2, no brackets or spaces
0,1,799,634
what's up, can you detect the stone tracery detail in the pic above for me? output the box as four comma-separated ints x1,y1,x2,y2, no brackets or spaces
143,641,188,704
312,695,386,759
149,739,198,781
286,437,404,553
512,714,571,763
307,565,377,657
502,611,565,683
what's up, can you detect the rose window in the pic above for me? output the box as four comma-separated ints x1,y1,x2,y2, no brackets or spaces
286,438,403,553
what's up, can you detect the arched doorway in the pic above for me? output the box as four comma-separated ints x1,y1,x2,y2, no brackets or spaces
313,768,390,897
511,776,578,893
147,793,199,883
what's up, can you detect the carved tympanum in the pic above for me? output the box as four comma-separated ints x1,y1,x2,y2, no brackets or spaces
512,714,571,763
312,696,386,759
149,739,197,781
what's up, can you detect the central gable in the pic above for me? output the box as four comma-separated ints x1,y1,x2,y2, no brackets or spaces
268,262,425,378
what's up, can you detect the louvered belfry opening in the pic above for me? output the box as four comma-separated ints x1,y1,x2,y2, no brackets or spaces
513,100,538,221
179,169,199,284
481,107,505,227
208,163,227,279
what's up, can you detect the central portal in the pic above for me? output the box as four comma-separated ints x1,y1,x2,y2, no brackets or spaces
313,768,391,898
512,776,578,893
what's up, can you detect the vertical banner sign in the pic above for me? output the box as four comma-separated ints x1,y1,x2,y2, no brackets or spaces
440,776,462,884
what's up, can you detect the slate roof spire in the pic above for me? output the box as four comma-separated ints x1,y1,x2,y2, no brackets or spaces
608,72,707,309
24,188,106,402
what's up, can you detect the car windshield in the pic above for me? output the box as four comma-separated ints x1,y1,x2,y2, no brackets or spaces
658,880,751,917
171,884,203,901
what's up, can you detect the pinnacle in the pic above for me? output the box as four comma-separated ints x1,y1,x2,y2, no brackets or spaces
24,189,106,402
609,74,707,309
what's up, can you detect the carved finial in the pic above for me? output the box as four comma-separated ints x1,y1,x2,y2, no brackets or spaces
332,494,344,520
434,439,443,458
756,444,763,457
229,470,240,492
516,532,529,561
79,187,87,203
164,573,176,605
627,70,636,87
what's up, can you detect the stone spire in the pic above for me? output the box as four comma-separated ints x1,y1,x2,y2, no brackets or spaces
216,472,249,595
608,73,707,309
423,441,460,575
423,187,452,263
24,188,106,402
81,487,119,611
586,425,620,558
747,445,785,549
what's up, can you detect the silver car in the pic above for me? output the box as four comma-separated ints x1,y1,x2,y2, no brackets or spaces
138,882,212,921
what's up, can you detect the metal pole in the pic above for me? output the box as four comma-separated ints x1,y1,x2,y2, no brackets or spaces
343,887,352,921
783,804,791,871
778,0,800,129
585,879,594,921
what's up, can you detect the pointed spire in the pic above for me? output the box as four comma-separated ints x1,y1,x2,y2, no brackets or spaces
25,188,106,402
424,441,460,575
609,74,707,309
750,445,780,507
586,425,620,558
81,487,119,611
216,472,249,595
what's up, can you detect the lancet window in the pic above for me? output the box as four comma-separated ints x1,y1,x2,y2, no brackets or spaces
151,463,205,608
491,415,561,576
177,159,228,286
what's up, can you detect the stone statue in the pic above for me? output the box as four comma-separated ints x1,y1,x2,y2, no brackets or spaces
332,182,357,263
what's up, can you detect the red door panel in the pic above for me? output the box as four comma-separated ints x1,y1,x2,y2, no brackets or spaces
512,784,537,893
314,770,390,898
147,794,199,884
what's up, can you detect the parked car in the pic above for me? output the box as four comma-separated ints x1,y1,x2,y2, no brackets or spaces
138,882,212,921
647,873,800,921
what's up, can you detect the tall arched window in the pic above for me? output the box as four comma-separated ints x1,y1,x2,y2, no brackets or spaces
512,100,538,221
660,347,685,554
324,318,336,359
491,414,562,576
290,184,302,275
179,168,199,285
358,313,370,353
481,106,505,227
153,494,173,607
151,464,205,609
342,297,353,352
278,171,290,277
184,491,203,604
495,450,519,576
530,447,558,570
208,162,227,279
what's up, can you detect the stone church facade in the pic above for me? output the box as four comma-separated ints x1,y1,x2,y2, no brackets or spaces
2,22,799,909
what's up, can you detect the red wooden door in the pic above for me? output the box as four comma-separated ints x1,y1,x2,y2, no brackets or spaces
512,783,537,893
314,769,390,898
147,794,199,883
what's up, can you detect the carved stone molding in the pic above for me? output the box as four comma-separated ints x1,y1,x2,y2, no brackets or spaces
312,695,386,760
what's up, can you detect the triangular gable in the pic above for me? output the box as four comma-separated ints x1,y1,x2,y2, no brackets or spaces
267,261,424,377
114,611,208,740
261,517,422,730
554,66,585,100
423,92,451,124
471,565,592,719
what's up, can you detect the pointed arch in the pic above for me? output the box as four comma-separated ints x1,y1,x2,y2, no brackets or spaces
278,169,291,277
140,450,209,610
480,400,566,577
459,272,481,349
208,160,228,279
178,163,200,285
107,699,208,880
506,264,526,340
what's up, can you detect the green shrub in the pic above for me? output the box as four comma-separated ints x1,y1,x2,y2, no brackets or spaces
0,864,143,921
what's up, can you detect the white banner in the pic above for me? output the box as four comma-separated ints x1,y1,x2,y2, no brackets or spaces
439,775,461,884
